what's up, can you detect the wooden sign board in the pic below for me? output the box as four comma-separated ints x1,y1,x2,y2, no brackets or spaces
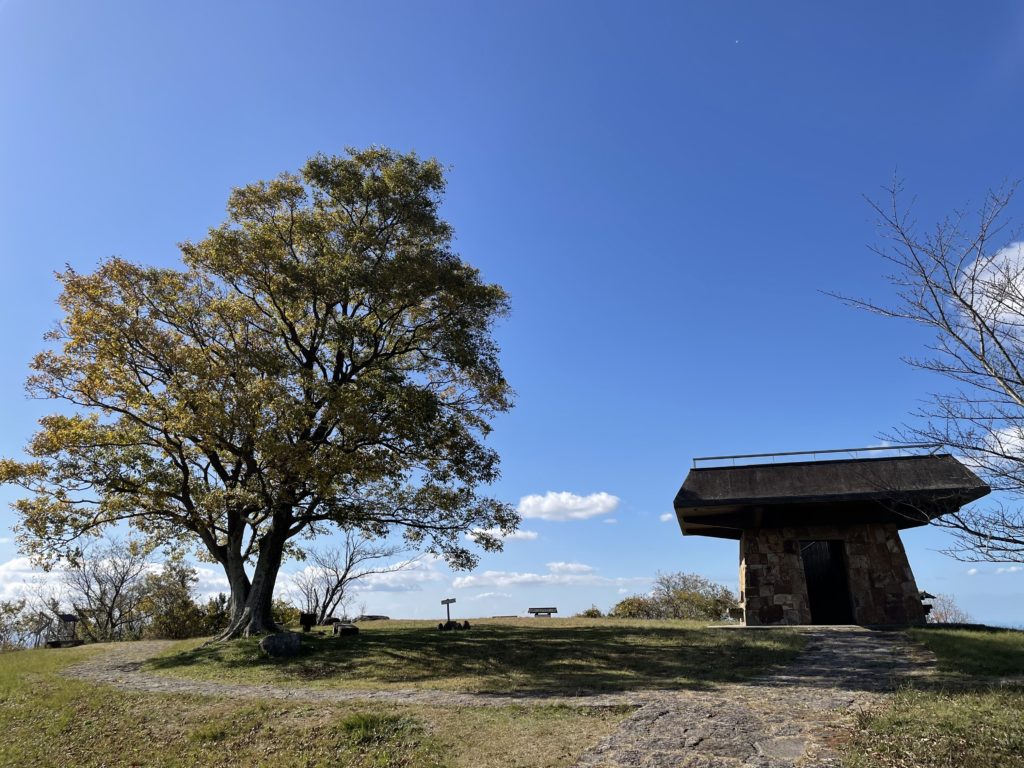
441,598,456,605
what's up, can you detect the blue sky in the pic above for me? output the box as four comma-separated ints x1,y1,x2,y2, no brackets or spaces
2,1,1023,625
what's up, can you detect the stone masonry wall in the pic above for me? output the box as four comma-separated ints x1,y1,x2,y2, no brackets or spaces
740,523,926,626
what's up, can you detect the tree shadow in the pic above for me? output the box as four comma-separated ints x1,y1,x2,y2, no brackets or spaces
147,623,805,694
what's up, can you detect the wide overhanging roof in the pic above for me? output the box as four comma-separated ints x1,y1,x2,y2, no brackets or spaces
673,453,990,539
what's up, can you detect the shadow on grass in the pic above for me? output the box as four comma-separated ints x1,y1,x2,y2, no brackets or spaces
146,623,805,694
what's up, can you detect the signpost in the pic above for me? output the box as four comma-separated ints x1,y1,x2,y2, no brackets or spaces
441,597,456,623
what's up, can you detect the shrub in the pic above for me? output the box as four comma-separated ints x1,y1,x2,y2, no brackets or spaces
577,605,604,618
272,599,301,628
610,595,661,619
611,571,738,620
200,594,230,635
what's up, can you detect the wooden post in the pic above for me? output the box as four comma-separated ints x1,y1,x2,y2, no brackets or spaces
441,597,455,624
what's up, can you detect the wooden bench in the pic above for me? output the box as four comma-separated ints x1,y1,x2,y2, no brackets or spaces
527,607,557,617
45,639,84,648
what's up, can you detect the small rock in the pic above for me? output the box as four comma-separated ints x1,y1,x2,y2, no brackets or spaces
757,736,807,760
259,631,302,657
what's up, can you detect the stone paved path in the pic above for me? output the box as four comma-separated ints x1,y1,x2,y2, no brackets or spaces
63,627,936,766
572,627,936,768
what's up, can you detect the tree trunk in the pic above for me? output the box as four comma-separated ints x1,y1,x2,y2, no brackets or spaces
215,517,290,640
213,556,253,640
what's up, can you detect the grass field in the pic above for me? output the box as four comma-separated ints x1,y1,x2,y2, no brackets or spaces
840,626,1024,768
908,626,1024,678
0,644,628,768
146,617,806,694
10,620,1022,767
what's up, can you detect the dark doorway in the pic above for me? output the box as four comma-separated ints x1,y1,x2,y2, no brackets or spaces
800,540,855,624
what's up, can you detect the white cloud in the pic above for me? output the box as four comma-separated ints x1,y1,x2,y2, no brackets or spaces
279,555,445,596
192,566,231,599
0,537,12,544
471,592,512,600
453,561,646,590
465,527,539,543
963,565,1024,576
659,513,674,523
617,587,631,595
963,242,1024,326
517,491,620,521
0,557,63,601
546,562,595,574
602,518,618,525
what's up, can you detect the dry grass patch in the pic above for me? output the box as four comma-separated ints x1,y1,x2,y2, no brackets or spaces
841,686,1024,768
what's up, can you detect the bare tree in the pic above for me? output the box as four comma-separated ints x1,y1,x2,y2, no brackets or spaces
63,538,150,641
927,593,972,624
836,179,1024,562
291,531,414,624
18,576,67,648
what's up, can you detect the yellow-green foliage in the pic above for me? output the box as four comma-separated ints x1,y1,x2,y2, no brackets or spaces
2,147,517,637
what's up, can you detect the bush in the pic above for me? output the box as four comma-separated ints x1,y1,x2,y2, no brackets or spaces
272,599,301,628
200,593,230,635
611,571,738,620
577,605,604,618
610,595,661,619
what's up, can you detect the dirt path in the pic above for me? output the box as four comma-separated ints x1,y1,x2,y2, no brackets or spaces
63,627,936,766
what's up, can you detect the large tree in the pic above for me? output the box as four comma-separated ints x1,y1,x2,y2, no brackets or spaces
1,147,517,638
838,180,1024,562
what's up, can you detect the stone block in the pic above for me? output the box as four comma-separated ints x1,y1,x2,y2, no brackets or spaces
259,631,302,658
761,604,784,623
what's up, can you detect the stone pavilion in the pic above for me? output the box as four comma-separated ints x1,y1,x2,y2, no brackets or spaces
672,449,989,625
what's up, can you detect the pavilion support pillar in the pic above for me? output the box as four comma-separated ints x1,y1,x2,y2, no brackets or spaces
740,522,926,626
